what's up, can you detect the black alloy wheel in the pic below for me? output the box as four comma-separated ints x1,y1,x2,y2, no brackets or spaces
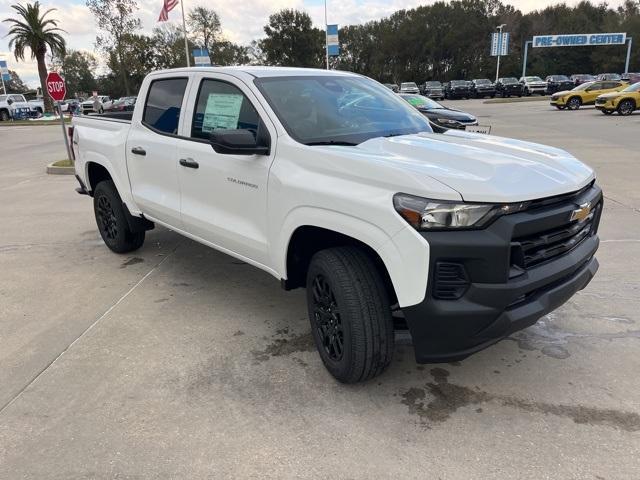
617,99,635,116
96,194,118,241
311,274,344,362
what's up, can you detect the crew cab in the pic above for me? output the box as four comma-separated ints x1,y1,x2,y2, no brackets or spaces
0,93,40,121
519,76,547,95
420,81,444,100
444,80,470,99
399,82,419,94
495,77,522,97
469,79,495,98
72,67,602,383
545,75,574,94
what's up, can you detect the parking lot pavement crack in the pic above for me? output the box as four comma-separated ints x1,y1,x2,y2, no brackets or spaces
604,194,640,215
0,242,183,417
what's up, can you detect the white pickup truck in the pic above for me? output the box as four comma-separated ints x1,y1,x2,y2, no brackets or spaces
72,67,602,383
0,93,42,120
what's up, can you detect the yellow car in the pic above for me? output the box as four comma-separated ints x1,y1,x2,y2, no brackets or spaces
550,80,628,110
595,82,640,115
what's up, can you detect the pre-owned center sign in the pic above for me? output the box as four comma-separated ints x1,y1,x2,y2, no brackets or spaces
533,32,626,48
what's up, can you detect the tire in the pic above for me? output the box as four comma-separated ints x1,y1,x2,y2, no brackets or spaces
617,99,635,116
567,97,582,110
306,247,394,383
93,180,145,253
0,110,9,121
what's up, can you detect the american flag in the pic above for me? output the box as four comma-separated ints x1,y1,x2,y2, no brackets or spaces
158,0,179,22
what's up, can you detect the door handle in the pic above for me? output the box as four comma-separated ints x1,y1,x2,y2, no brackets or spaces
131,146,146,156
179,158,199,169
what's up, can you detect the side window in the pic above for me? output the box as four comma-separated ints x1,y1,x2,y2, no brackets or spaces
191,79,260,140
143,78,188,135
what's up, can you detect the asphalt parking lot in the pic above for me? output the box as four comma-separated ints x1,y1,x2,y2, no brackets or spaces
1,100,639,479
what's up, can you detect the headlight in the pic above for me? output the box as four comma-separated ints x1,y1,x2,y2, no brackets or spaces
393,193,530,230
436,118,458,124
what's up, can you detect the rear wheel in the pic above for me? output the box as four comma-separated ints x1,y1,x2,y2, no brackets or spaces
93,180,145,253
567,97,582,110
306,247,394,383
0,110,9,121
617,99,635,116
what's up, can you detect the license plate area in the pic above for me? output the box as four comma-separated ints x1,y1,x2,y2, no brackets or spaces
465,125,491,134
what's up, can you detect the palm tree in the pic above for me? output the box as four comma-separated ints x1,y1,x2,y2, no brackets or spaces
3,2,66,113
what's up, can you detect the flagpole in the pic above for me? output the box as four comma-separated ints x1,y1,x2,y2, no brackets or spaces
180,0,190,67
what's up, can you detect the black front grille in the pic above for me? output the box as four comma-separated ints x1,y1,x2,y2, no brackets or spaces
512,200,601,269
595,98,607,105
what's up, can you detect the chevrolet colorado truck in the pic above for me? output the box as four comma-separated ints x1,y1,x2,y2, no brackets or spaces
72,67,602,383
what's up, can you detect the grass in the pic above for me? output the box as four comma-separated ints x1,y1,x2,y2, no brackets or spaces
51,159,73,168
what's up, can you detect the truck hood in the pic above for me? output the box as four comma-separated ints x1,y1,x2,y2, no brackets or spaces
350,131,594,203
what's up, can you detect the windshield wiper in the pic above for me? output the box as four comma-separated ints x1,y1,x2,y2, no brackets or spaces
306,140,359,146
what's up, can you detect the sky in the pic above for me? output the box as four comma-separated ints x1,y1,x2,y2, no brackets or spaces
0,0,626,88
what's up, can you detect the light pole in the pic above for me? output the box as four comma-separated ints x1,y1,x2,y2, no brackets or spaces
495,24,506,82
324,0,329,69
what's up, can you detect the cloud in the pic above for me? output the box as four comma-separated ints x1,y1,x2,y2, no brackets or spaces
0,0,627,88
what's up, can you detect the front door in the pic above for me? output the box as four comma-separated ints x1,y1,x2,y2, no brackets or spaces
175,74,276,266
126,76,190,227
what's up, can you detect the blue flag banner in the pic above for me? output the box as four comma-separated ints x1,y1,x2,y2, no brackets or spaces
490,32,509,56
0,60,10,81
327,24,339,56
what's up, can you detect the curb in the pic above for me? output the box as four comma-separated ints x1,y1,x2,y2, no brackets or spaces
46,162,75,175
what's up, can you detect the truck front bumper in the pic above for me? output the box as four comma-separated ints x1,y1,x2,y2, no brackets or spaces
402,184,602,363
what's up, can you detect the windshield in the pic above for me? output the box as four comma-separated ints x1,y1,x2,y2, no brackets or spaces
450,80,466,85
500,77,517,84
401,82,417,88
425,81,441,87
603,73,621,80
475,79,491,84
255,76,432,145
622,82,640,92
525,76,543,82
552,75,570,81
400,94,442,109
573,82,594,91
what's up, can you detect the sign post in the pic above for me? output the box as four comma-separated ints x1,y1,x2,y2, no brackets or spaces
491,25,509,82
46,72,73,164
0,59,10,94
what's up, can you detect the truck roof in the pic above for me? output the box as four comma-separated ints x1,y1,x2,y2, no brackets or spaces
151,66,359,78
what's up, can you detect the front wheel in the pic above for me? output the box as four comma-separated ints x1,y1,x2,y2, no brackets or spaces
93,180,145,253
0,110,9,121
567,97,582,110
617,99,635,116
306,247,394,383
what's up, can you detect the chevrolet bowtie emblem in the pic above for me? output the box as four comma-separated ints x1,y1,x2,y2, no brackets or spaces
570,202,592,222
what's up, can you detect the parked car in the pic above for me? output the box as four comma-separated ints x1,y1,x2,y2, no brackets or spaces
71,66,602,383
106,96,137,112
27,98,44,114
420,81,444,100
519,76,548,95
383,83,399,93
571,74,596,85
545,75,574,94
596,73,622,81
81,95,113,114
0,94,41,121
495,77,523,97
399,93,477,132
399,82,419,94
595,81,640,115
621,72,640,84
469,78,495,98
444,80,470,99
550,80,628,110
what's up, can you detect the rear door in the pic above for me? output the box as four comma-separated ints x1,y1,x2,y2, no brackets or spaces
126,76,190,227
174,73,277,266
584,82,606,103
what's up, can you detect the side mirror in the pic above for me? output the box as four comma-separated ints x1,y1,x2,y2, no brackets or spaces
210,127,270,156
7,98,13,105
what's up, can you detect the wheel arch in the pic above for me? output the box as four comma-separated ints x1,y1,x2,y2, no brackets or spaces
277,208,430,307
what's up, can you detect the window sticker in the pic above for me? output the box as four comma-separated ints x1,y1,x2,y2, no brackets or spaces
202,93,244,132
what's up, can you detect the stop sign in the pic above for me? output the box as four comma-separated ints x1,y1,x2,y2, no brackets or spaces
46,72,66,102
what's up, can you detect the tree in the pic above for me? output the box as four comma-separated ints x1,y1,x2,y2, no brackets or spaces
4,70,29,93
3,1,66,112
188,6,221,55
259,9,324,67
86,0,141,95
52,50,97,97
152,24,193,69
106,33,156,96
